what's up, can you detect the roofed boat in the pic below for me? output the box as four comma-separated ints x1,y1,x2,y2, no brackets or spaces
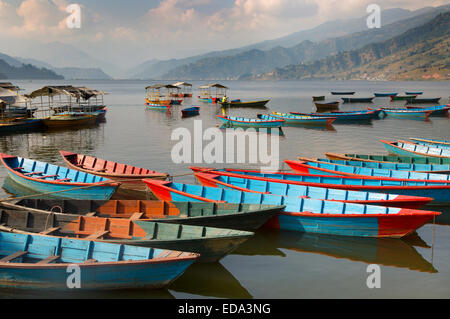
259,113,336,125
192,171,432,209
0,231,198,290
325,152,450,165
172,82,193,98
1,199,283,231
142,179,439,238
381,140,450,158
198,84,228,103
0,209,253,263
0,153,118,200
190,166,450,205
217,115,284,128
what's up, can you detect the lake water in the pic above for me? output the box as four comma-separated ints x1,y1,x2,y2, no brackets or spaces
1,79,449,298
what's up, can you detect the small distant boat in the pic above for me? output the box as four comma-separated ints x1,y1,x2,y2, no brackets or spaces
381,109,432,120
381,140,450,158
405,92,423,95
145,102,171,110
406,97,441,104
0,153,118,200
312,96,325,101
220,99,270,108
325,152,450,165
374,93,398,97
314,101,340,111
341,97,374,103
0,231,198,290
259,113,336,125
181,106,200,118
405,105,449,116
391,95,417,101
170,99,183,105
143,179,439,238
1,199,284,232
291,109,378,121
42,114,98,128
331,92,355,95
217,115,284,128
410,138,450,148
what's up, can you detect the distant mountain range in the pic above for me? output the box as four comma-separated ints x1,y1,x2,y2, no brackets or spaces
0,58,63,80
160,5,449,80
252,12,450,81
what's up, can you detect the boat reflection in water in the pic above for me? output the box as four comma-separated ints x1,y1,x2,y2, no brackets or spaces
169,262,252,299
245,229,437,273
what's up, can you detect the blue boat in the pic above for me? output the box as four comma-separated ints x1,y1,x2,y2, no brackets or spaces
258,113,336,125
405,105,449,116
292,157,450,182
217,115,284,128
143,179,439,238
405,92,423,95
0,231,198,290
181,106,200,118
374,93,398,97
0,153,118,200
380,109,432,120
290,109,378,121
299,157,450,174
0,119,44,134
381,140,450,158
196,166,450,205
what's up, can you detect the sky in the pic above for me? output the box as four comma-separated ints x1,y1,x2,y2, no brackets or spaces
0,0,449,69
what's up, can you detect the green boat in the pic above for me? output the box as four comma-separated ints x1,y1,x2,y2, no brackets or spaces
0,199,284,232
0,208,254,263
391,95,417,101
326,152,450,164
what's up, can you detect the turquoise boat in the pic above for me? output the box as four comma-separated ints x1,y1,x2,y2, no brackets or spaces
301,157,450,174
0,153,118,200
325,152,450,165
292,157,450,182
405,92,423,95
381,109,432,120
258,113,336,125
0,231,198,290
217,115,284,128
381,140,450,158
290,109,378,121
405,105,449,116
410,138,450,149
143,179,439,238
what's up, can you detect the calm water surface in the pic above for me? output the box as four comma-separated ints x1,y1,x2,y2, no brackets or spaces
1,79,449,299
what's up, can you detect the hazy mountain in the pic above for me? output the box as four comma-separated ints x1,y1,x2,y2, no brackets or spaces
0,59,63,80
253,12,449,81
161,5,450,80
130,6,445,79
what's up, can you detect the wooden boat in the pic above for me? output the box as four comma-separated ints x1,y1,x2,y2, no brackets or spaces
391,95,417,101
410,138,450,147
220,99,270,108
193,171,432,209
325,152,450,165
312,96,325,101
374,93,398,97
331,92,355,95
293,157,450,182
381,109,432,120
42,114,98,128
259,113,336,125
193,166,450,205
411,140,450,150
0,209,253,263
406,97,441,104
0,231,198,290
405,105,450,116
198,84,228,104
217,115,284,128
299,157,450,174
0,153,118,200
341,97,374,103
145,101,171,110
181,107,200,118
142,179,439,238
405,92,423,95
0,119,43,134
314,101,340,110
381,140,450,158
2,199,283,232
291,109,378,121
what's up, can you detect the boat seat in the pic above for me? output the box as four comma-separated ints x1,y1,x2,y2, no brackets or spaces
86,230,110,240
35,175,59,179
39,227,60,235
23,172,44,176
130,213,144,220
0,250,28,263
12,167,24,171
54,178,72,182
85,212,97,217
37,255,60,264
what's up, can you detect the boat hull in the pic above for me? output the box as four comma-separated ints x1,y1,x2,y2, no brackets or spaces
217,115,284,128
381,140,450,158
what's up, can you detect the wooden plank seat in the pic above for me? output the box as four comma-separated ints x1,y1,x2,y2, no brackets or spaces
0,251,28,263
35,175,59,179
54,178,72,182
37,255,60,264
130,213,144,220
85,212,97,217
12,167,24,171
23,172,44,176
39,227,60,235
85,230,110,240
